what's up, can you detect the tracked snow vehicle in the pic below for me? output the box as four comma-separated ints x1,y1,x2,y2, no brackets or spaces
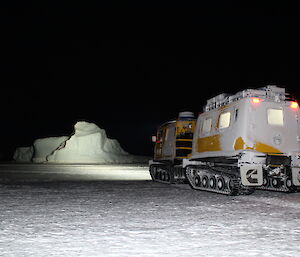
184,85,300,195
149,112,196,184
150,86,300,195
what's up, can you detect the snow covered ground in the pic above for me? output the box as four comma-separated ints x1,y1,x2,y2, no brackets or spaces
0,164,300,257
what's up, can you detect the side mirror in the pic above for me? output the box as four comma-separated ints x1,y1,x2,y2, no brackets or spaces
152,136,157,143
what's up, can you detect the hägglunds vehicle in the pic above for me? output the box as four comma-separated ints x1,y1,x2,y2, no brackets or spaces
150,86,300,195
149,111,196,184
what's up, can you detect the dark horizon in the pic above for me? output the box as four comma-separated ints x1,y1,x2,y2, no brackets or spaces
1,3,300,160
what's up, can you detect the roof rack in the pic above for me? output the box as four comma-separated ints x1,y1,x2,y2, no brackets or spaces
204,85,289,112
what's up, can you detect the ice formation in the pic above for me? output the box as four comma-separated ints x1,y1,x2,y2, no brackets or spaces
47,122,137,163
13,146,34,162
14,121,146,164
32,136,69,163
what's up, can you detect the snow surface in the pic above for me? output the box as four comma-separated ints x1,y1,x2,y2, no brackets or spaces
14,121,146,164
0,164,300,257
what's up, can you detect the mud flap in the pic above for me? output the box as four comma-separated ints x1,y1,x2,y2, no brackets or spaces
292,167,300,186
240,165,263,186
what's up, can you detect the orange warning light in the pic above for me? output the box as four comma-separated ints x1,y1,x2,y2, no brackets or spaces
290,101,299,110
251,97,262,104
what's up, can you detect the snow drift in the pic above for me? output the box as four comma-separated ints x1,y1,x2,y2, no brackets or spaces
14,121,147,164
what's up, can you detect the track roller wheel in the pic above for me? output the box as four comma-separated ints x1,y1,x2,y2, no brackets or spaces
195,175,201,187
286,178,292,188
161,171,167,181
263,177,269,187
271,178,280,188
209,176,216,189
155,170,160,180
202,176,209,188
217,176,225,191
285,178,296,192
165,172,170,182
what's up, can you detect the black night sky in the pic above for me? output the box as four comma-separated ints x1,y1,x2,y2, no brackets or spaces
1,2,300,160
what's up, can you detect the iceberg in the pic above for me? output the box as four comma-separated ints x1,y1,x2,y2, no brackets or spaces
13,146,34,162
33,136,69,163
14,121,147,164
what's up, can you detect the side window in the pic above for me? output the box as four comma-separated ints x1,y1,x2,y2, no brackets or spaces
164,128,169,141
202,118,212,133
164,125,176,142
268,109,283,126
219,112,231,129
157,130,162,142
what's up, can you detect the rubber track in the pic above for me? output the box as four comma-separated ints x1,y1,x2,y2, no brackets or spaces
149,164,186,184
258,176,299,192
185,166,254,196
150,164,255,195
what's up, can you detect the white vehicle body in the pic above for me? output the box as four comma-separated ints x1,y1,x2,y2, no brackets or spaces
184,86,300,189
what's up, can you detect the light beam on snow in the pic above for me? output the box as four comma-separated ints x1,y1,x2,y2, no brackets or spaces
0,164,151,181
